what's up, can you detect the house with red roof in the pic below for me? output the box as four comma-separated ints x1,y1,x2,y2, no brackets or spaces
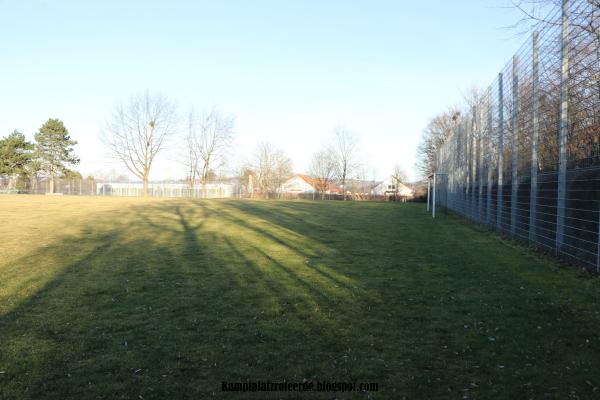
281,174,341,194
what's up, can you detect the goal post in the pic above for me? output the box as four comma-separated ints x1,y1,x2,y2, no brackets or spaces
427,178,431,212
428,172,447,219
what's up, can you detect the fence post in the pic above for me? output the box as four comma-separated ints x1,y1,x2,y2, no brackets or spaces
529,31,540,243
497,72,504,231
511,55,519,237
467,118,471,217
597,206,600,273
465,114,473,216
432,173,437,219
427,178,431,212
454,122,463,212
461,121,466,214
458,122,462,213
486,88,493,225
477,105,484,222
556,0,569,254
471,106,478,220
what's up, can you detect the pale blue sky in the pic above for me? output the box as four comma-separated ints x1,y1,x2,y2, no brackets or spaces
0,0,527,181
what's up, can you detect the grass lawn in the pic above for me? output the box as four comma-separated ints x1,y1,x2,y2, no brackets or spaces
1,196,600,399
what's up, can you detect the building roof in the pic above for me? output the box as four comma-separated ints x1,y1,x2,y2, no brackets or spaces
372,178,414,195
295,174,341,193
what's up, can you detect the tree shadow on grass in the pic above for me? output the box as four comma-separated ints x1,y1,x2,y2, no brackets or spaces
0,200,387,400
200,202,362,293
4,199,600,399
219,200,600,398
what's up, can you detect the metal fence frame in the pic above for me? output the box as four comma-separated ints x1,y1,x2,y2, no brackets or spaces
432,0,600,272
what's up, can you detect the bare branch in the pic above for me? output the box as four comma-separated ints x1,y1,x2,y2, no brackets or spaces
102,91,178,196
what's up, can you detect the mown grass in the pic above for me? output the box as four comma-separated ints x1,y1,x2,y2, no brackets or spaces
1,195,600,399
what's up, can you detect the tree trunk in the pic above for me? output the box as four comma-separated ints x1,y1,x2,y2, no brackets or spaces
143,175,149,197
49,172,55,194
8,175,16,192
202,160,209,198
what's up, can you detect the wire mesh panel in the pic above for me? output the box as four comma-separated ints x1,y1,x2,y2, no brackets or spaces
0,177,98,195
435,0,599,272
96,182,237,198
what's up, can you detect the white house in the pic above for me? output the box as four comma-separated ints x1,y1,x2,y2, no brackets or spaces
280,174,317,194
371,176,413,198
280,174,341,194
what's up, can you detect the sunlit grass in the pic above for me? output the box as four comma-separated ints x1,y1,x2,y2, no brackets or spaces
1,195,600,399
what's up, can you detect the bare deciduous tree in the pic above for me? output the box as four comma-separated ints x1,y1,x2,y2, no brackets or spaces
511,0,599,38
185,111,201,189
391,164,408,200
416,108,461,179
332,126,359,200
308,147,337,200
236,164,257,197
104,92,177,196
254,142,293,198
511,0,600,168
185,107,235,194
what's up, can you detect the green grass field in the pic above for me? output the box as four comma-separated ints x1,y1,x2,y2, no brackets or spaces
1,196,600,399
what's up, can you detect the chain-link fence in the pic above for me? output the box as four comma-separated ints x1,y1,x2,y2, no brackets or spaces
96,182,238,198
0,177,97,195
0,177,238,198
434,0,599,271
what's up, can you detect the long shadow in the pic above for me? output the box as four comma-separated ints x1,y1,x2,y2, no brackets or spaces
223,200,600,392
202,201,359,293
219,236,346,337
4,199,600,399
0,199,382,399
202,202,319,258
225,200,396,255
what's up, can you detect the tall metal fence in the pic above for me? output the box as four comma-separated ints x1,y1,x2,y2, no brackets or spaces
434,0,600,271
